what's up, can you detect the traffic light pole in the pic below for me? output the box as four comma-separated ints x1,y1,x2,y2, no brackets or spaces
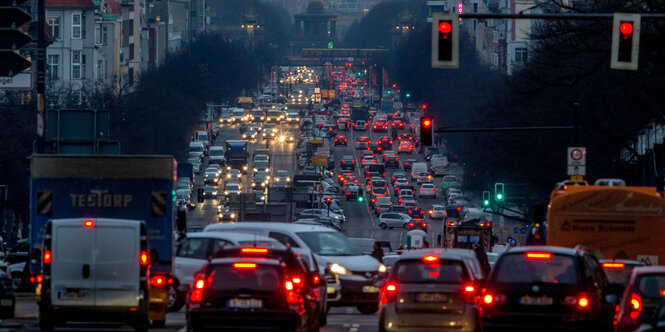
458,13,665,20
37,0,46,137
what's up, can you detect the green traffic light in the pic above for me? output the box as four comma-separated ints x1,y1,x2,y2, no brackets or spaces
483,200,489,206
358,196,364,202
496,194,503,200
387,91,391,94
406,93,411,98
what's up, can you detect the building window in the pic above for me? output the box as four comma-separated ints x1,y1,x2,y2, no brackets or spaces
102,26,108,45
95,24,101,45
514,47,527,63
473,3,478,13
47,55,59,79
129,44,134,60
96,59,105,79
493,53,499,67
48,17,60,40
71,50,82,79
72,13,82,39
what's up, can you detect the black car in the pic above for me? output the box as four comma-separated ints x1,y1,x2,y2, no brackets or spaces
188,247,325,331
403,159,416,172
480,246,619,331
340,155,355,170
334,134,348,146
0,270,14,318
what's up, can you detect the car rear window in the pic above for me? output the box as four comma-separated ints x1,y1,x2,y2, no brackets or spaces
208,263,283,291
635,275,665,300
394,260,467,284
602,262,645,286
494,253,579,285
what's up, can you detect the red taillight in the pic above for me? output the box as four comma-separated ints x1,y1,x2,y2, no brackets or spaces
565,292,591,309
422,223,427,227
526,252,552,260
602,262,625,268
84,220,94,227
408,223,414,227
429,210,433,214
380,283,398,304
423,255,438,262
151,276,166,286
464,284,475,293
629,292,642,319
234,262,257,269
190,279,205,302
482,292,506,305
43,250,52,264
312,275,320,286
140,251,148,265
241,248,268,254
32,274,43,283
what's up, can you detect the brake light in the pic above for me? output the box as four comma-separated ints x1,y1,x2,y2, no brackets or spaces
464,284,475,292
578,296,589,308
151,276,165,286
140,251,148,265
602,262,625,268
234,262,257,269
43,250,52,264
483,294,493,304
380,283,398,305
84,220,94,227
408,223,414,227
422,223,427,227
241,248,268,254
526,252,552,260
482,292,507,305
312,275,320,286
429,210,433,214
423,255,439,262
292,277,302,285
630,292,642,319
190,279,205,302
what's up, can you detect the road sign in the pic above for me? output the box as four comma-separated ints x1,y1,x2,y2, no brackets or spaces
0,71,31,89
567,147,586,165
312,156,327,166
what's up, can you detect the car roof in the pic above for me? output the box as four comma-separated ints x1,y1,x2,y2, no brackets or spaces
631,266,665,274
204,221,338,234
183,232,279,243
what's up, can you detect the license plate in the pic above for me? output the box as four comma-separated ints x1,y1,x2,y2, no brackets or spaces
362,286,379,293
227,298,263,309
327,286,336,294
0,299,12,306
64,291,88,299
416,293,448,302
519,296,553,306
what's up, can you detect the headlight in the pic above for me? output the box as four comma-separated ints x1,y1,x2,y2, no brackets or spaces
330,263,348,275
226,166,231,170
378,264,387,273
286,177,291,182
261,183,265,187
224,191,229,195
251,183,255,187
253,168,258,172
279,136,286,142
230,213,235,218
243,166,248,170
266,175,271,180
226,174,231,178
218,213,223,218
212,191,217,195
274,177,279,182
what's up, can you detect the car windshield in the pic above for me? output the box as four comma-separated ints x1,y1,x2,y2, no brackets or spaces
207,264,282,291
296,231,362,256
226,184,239,190
494,253,579,285
209,149,224,156
635,275,665,300
394,260,467,284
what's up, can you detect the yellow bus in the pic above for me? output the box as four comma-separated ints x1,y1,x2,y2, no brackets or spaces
547,179,665,265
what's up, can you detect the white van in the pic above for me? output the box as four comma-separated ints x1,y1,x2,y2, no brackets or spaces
411,162,428,180
188,141,204,159
208,146,225,165
39,218,150,331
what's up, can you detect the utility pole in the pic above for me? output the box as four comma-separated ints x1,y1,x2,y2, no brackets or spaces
37,0,46,138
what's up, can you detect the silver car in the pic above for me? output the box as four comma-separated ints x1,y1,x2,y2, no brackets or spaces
378,250,480,332
378,212,411,229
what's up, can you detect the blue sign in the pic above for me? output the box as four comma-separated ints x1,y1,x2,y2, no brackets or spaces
520,227,527,234
509,238,518,246
513,227,520,234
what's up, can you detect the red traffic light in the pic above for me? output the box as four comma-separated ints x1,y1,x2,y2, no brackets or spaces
438,21,452,34
423,119,431,127
619,22,633,35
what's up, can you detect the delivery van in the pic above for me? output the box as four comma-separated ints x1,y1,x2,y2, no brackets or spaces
39,218,150,331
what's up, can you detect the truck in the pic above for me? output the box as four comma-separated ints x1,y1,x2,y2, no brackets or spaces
443,218,493,251
225,140,249,174
547,179,665,264
236,96,253,110
177,161,195,182
30,155,177,327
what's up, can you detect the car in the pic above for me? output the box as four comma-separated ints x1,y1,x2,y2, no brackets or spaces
226,168,242,179
223,182,240,199
202,185,217,199
203,171,219,185
378,137,393,151
389,205,407,214
416,172,433,184
403,200,425,218
378,250,482,332
378,212,412,229
355,136,371,149
185,253,312,331
370,141,382,152
403,159,416,172
253,160,270,173
203,223,386,315
393,179,409,195
480,246,618,331
252,171,270,188
396,133,414,142
429,204,446,219
382,151,399,168
406,219,428,232
599,259,646,288
302,165,318,175
398,189,414,203
354,120,368,131
273,170,291,186
441,175,461,189
216,204,236,222
345,185,360,201
391,171,407,184
340,155,355,170
419,183,437,198
375,202,393,216
334,134,348,146
372,121,388,132
297,209,346,224
205,164,223,176
361,155,377,165
172,233,284,312
397,141,414,154
614,266,665,332
390,119,405,130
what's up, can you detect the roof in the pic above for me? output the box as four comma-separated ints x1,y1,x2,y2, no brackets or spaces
184,232,282,245
632,266,665,274
204,221,336,233
46,0,96,8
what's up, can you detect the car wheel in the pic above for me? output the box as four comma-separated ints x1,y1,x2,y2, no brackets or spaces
357,304,378,315
379,223,387,230
168,285,186,312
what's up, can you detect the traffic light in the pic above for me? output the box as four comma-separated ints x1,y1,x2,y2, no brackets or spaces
420,116,433,146
431,13,459,69
357,189,364,202
0,0,32,77
482,191,490,207
495,183,504,201
611,13,640,70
